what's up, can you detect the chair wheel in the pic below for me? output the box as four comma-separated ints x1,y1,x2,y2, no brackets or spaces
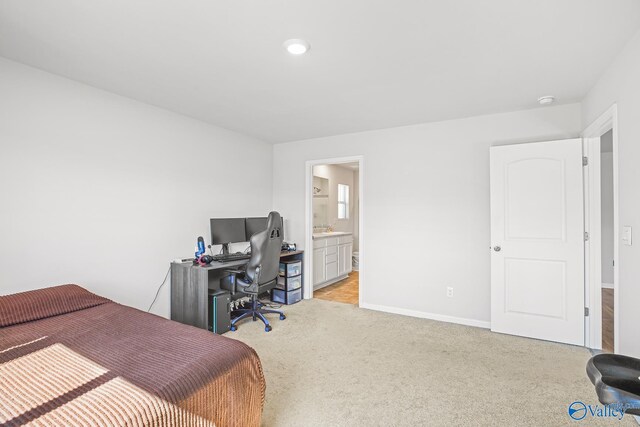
265,325,272,332
230,325,237,332
280,314,286,320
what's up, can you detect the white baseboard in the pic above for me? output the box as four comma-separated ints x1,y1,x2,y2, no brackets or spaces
359,302,490,329
601,282,614,289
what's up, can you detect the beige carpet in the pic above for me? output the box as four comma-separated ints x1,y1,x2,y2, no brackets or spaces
230,299,634,426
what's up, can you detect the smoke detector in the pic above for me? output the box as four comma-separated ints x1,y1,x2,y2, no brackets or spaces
538,96,556,106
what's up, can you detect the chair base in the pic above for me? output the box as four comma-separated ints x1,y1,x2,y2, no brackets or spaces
230,295,286,332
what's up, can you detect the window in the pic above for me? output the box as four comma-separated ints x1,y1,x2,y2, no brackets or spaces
338,184,349,219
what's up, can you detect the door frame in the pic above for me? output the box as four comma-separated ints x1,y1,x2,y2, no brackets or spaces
304,155,364,305
582,104,619,352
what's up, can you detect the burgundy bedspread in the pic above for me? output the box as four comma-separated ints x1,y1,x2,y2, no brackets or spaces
0,285,265,426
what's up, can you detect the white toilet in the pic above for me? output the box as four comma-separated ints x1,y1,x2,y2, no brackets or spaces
352,251,360,271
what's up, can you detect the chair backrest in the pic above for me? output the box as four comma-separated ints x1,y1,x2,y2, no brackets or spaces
245,211,284,284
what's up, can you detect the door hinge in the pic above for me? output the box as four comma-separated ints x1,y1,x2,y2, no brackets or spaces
585,307,590,317
584,231,589,241
583,156,589,166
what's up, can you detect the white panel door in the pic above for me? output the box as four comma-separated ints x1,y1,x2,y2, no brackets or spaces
490,138,585,346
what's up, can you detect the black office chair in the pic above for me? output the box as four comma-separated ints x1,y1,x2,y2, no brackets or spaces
221,211,286,332
586,353,640,416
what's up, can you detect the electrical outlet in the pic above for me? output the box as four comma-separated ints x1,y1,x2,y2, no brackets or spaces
446,287,454,298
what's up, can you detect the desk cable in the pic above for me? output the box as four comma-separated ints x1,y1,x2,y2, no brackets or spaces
148,266,171,312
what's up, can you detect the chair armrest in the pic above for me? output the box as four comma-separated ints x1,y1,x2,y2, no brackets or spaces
243,266,261,293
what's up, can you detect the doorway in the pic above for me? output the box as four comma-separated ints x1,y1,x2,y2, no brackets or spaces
583,104,619,353
304,156,363,306
600,130,615,352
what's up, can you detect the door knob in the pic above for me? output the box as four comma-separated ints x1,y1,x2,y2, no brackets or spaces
493,246,501,252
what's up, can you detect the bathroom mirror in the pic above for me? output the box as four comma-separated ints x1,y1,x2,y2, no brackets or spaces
313,176,329,228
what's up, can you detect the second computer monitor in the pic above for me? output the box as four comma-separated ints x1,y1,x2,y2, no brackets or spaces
210,218,247,255
245,216,284,241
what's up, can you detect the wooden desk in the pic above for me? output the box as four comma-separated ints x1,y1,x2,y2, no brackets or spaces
170,250,304,329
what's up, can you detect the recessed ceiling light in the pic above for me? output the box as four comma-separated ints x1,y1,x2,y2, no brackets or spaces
283,39,310,55
538,96,556,106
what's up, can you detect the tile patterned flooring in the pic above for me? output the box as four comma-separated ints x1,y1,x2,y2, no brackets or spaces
313,271,359,305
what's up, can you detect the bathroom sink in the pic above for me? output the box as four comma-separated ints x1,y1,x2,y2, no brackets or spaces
313,231,351,238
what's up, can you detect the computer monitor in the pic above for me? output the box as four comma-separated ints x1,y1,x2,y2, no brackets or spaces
210,218,247,255
245,216,284,241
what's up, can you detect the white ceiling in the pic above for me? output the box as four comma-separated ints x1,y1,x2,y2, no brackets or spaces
1,1,639,143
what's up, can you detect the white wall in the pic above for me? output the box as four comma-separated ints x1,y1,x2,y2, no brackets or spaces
273,104,582,325
582,28,640,358
0,58,273,317
312,164,356,233
600,146,614,285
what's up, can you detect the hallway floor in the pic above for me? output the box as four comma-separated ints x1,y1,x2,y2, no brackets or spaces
602,287,614,353
314,271,359,305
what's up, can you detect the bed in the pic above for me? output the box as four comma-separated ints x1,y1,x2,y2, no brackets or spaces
0,285,265,427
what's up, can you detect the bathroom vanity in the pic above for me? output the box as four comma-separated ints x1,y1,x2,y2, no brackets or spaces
312,232,353,289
